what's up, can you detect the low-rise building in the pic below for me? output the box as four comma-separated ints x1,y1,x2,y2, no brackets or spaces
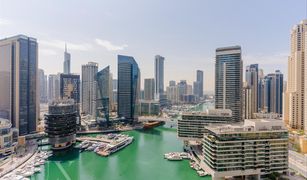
139,100,160,116
202,119,288,180
0,118,18,159
178,109,232,141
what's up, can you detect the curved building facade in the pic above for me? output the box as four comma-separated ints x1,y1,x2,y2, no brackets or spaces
0,118,18,158
45,100,78,150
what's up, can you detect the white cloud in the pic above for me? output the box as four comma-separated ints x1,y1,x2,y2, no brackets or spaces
0,18,11,26
39,39,92,51
39,48,58,56
95,38,128,51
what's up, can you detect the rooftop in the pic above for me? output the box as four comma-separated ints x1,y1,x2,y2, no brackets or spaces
216,45,241,52
206,119,286,134
0,34,37,42
182,109,232,117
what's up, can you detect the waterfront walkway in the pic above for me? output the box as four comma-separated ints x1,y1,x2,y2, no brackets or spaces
289,150,307,179
0,144,37,178
76,136,112,143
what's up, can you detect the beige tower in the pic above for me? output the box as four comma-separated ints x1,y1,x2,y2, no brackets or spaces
285,20,307,131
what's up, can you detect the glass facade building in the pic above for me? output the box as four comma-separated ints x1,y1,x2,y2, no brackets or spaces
0,35,38,135
60,74,80,104
215,46,242,122
117,55,140,122
96,66,112,122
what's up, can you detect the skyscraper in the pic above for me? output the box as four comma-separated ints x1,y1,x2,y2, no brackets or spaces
177,80,188,100
60,74,80,103
112,79,118,109
154,55,164,99
39,69,48,103
48,74,60,102
166,85,179,104
243,83,252,119
196,70,204,98
144,78,155,100
266,70,283,114
96,66,112,122
81,62,98,116
258,70,284,115
245,64,259,117
215,46,242,122
63,44,71,74
0,35,38,135
118,55,140,122
284,20,307,131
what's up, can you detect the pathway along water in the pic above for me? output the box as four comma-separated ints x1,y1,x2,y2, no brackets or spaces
31,126,211,180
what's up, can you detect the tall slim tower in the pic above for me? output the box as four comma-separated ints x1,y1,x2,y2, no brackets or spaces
245,64,259,117
155,55,165,99
215,46,242,122
118,55,140,122
267,70,283,115
0,35,39,135
81,62,98,116
64,44,71,74
197,70,204,97
144,78,155,100
194,70,204,99
48,74,60,102
39,69,48,103
284,20,307,131
96,66,113,122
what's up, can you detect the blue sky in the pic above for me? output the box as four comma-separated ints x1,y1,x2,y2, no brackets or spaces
0,0,305,92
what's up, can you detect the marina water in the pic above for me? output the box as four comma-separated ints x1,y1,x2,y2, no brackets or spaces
31,126,211,180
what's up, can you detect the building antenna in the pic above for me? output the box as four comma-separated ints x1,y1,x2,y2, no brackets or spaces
65,43,67,52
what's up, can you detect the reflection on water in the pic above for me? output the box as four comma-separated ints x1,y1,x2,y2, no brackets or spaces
49,147,80,162
32,127,211,180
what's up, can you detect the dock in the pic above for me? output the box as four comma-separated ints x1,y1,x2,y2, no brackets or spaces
76,136,112,143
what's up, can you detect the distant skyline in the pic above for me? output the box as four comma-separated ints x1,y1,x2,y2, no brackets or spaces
0,0,306,92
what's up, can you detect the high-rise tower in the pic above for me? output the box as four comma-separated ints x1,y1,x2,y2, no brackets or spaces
284,20,307,131
0,35,39,135
64,44,71,74
81,62,98,116
215,46,243,122
118,55,140,122
245,64,259,117
144,78,155,100
154,55,164,99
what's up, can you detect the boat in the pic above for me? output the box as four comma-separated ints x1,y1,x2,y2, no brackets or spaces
167,155,182,161
34,162,41,167
98,137,133,156
22,171,34,177
34,167,41,173
197,170,208,177
39,159,45,165
143,121,165,129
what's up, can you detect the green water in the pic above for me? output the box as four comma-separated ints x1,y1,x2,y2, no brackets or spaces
31,127,211,180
